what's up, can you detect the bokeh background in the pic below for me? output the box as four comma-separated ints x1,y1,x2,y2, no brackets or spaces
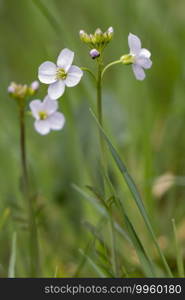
0,0,185,277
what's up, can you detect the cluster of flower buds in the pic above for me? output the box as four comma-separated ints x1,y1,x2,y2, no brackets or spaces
8,81,39,100
79,27,114,58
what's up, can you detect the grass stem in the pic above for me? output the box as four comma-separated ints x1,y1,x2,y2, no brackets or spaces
19,105,40,277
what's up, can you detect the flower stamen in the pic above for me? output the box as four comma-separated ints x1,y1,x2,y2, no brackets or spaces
56,68,67,80
39,111,48,120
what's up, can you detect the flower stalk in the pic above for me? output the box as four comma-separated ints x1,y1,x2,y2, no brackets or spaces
19,102,40,277
96,59,107,182
96,58,118,277
19,104,28,187
8,81,41,277
102,60,121,78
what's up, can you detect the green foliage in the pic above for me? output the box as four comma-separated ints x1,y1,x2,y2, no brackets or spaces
0,0,185,277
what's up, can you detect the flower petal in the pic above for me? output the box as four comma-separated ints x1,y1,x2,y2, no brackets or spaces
136,56,152,69
128,33,141,55
132,64,146,80
38,61,57,84
29,100,43,120
34,120,51,135
140,48,151,58
48,112,65,130
65,65,83,87
43,95,58,114
48,80,65,100
57,48,74,71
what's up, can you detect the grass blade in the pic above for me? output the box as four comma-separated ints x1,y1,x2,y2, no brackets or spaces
0,208,10,231
32,0,61,35
124,214,156,277
73,183,157,277
172,219,185,277
104,169,157,277
8,232,17,278
72,183,131,243
91,109,173,277
79,249,107,278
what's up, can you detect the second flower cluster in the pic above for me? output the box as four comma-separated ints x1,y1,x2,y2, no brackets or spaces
30,48,83,135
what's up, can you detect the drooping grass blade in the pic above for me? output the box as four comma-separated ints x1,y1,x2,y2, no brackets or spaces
91,109,173,277
73,184,157,277
8,232,17,278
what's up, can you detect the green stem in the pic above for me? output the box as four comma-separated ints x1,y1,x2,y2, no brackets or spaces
81,67,96,81
20,106,28,187
96,62,118,275
97,64,103,126
109,213,118,277
19,105,40,277
96,62,107,179
102,60,121,78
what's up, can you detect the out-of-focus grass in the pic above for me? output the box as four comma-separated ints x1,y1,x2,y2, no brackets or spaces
0,0,185,277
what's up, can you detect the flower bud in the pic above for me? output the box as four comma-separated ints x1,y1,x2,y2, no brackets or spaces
8,83,16,94
79,26,114,51
107,26,114,40
31,81,39,91
89,49,100,59
8,82,28,100
28,81,40,96
94,28,103,43
79,29,91,43
79,29,85,36
107,26,114,35
8,80,39,102
95,28,103,36
79,30,85,40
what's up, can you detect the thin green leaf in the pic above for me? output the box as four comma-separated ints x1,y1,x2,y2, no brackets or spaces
8,232,17,278
32,0,61,35
91,109,173,277
54,266,59,278
73,240,94,278
104,170,157,277
0,208,10,231
172,219,185,277
72,183,130,243
73,183,156,277
79,249,107,278
124,214,155,277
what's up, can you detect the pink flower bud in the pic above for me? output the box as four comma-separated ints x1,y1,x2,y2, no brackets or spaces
89,49,100,59
31,81,39,91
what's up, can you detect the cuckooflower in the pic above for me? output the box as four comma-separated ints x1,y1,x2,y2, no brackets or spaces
121,33,152,80
30,95,65,135
38,48,83,100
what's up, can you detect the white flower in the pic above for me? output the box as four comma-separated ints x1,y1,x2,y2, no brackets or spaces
38,48,83,100
128,33,152,80
29,95,65,135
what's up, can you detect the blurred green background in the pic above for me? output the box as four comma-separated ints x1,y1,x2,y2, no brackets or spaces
0,0,185,277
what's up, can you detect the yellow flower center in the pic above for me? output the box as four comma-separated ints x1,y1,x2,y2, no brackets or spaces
56,68,67,80
39,111,48,120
